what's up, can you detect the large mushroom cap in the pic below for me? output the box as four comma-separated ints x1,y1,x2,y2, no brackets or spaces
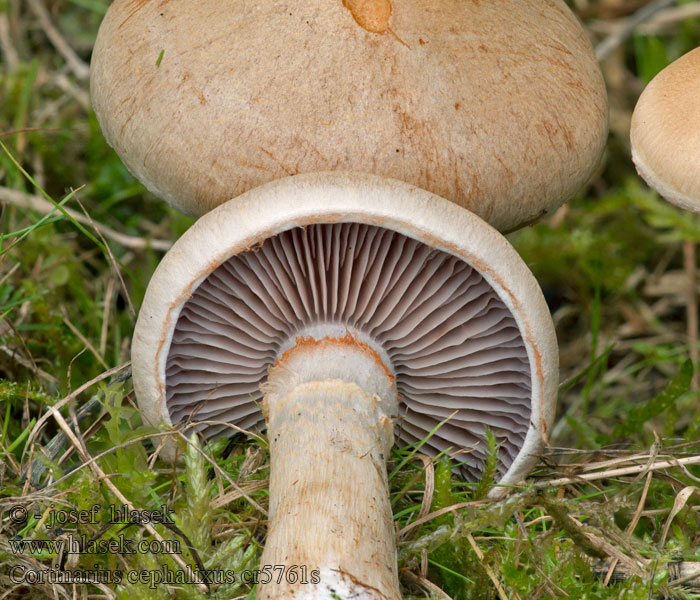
631,47,700,213
132,172,558,484
91,0,607,232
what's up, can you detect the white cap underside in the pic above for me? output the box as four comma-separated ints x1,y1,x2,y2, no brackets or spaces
132,172,558,485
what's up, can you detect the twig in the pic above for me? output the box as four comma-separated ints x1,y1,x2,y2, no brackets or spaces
52,72,90,111
595,0,677,61
683,241,699,389
579,451,661,473
73,193,136,318
28,0,90,80
0,261,19,287
604,471,653,585
0,344,58,385
588,3,700,36
99,277,116,358
639,3,700,33
391,454,435,528
0,311,56,389
24,362,130,452
592,558,700,591
466,532,510,600
672,563,700,588
42,407,210,593
535,454,700,488
2,186,172,251
22,396,103,487
402,570,453,600
398,499,490,537
415,455,435,523
210,480,269,510
0,12,19,72
61,306,109,369
570,517,646,577
28,430,172,493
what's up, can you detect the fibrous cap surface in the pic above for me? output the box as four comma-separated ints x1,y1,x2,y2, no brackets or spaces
91,0,608,232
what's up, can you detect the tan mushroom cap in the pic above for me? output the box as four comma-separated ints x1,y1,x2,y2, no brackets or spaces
91,0,608,232
631,48,700,213
132,172,558,485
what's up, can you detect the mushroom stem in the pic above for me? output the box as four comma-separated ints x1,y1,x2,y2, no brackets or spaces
259,336,400,600
684,240,699,390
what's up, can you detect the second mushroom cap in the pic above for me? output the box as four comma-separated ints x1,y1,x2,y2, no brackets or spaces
630,47,700,214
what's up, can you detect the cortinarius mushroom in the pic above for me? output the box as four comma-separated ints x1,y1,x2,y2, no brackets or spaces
90,0,607,232
630,47,700,214
630,47,700,387
133,172,558,598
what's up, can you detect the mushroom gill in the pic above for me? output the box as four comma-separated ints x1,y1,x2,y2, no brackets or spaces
165,222,532,480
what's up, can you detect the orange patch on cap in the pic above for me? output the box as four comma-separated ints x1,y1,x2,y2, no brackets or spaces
343,0,391,33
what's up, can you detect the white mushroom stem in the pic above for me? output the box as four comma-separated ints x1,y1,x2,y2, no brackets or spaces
259,335,400,600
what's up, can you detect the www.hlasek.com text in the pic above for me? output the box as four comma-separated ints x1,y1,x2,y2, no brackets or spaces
10,534,181,555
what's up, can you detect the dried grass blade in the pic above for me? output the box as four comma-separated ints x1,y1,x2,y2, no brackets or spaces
660,486,697,547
